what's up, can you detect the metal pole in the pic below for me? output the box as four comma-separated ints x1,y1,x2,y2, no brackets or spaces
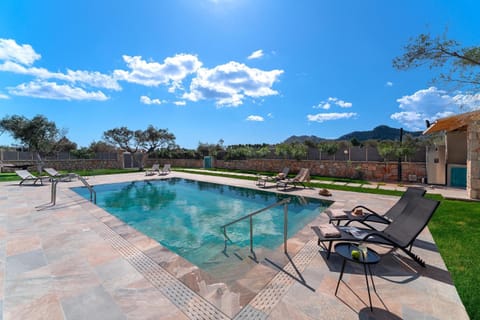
284,202,288,253
249,216,253,254
398,128,403,182
51,179,58,205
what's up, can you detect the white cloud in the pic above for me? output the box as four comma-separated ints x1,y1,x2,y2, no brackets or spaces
183,61,283,107
0,93,9,99
267,112,273,118
386,81,393,87
313,102,331,110
140,95,162,105
307,112,357,123
246,115,264,121
247,49,264,60
0,59,121,91
114,54,202,88
313,97,352,109
0,39,41,65
328,97,352,108
390,87,480,130
8,81,108,101
174,100,186,106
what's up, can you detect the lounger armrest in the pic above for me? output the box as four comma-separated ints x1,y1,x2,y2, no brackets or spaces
350,205,379,215
360,230,403,247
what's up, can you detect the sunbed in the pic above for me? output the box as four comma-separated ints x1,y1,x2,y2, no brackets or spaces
44,167,76,181
327,186,426,229
276,168,310,190
15,170,48,185
256,167,290,187
312,196,440,267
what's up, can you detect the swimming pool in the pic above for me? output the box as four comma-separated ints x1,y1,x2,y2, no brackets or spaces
72,178,331,271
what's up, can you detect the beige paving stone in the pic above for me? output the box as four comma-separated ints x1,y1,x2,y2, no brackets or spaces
6,236,42,257
4,293,64,320
0,173,470,319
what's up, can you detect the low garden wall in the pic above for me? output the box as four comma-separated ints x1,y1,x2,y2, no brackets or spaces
145,158,426,183
2,157,426,183
212,159,426,183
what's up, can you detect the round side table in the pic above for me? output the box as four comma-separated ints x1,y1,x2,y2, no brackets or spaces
334,242,380,311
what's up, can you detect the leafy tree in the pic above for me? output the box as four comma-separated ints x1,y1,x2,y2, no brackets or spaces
274,143,307,160
289,143,307,160
0,114,61,170
398,134,423,161
393,31,480,91
70,147,95,159
255,146,271,158
138,125,176,154
197,141,224,157
225,145,254,160
350,137,362,147
318,141,339,159
103,126,175,169
89,141,117,153
304,139,317,148
377,140,397,161
54,136,77,153
275,143,291,159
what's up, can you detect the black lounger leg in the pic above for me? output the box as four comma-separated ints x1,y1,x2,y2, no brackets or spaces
335,259,346,296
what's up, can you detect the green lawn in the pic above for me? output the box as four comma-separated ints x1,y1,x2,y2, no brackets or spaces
428,199,480,320
1,168,478,318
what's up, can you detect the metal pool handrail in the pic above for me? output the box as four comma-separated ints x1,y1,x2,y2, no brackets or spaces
221,197,291,260
78,175,96,204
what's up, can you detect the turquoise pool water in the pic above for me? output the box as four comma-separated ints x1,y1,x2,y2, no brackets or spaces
72,178,331,269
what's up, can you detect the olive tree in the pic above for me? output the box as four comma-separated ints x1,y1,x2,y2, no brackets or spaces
103,125,175,170
0,114,61,171
393,31,480,91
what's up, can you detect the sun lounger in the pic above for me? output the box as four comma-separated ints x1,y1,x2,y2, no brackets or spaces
256,167,290,187
15,170,48,186
328,187,426,229
313,196,440,267
145,163,160,176
44,167,76,181
276,168,310,190
159,164,171,175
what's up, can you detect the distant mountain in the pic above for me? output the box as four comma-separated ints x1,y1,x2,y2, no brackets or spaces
283,135,326,144
338,125,422,141
283,125,422,144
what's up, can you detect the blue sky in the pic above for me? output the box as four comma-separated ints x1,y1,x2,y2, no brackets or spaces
0,0,479,149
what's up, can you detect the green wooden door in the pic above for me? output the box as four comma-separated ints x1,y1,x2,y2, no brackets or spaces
451,167,467,188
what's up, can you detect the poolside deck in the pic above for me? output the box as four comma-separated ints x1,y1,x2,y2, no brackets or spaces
0,171,469,319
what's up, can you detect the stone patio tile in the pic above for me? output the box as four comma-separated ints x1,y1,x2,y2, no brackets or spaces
0,173,470,320
6,236,42,257
361,183,378,189
5,249,47,280
4,293,64,320
94,257,146,292
111,278,189,320
61,285,126,320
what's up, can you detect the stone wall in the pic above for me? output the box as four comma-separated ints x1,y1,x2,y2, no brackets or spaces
2,157,426,183
1,159,122,172
212,159,426,183
467,120,480,199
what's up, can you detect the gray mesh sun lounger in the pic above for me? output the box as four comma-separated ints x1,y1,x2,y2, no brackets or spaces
15,170,47,185
328,187,426,229
313,196,440,267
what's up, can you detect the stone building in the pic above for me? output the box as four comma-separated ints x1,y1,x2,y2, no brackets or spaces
424,110,480,199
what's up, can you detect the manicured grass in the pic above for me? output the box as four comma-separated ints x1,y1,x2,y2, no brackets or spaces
428,199,480,320
0,168,140,183
0,172,19,182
